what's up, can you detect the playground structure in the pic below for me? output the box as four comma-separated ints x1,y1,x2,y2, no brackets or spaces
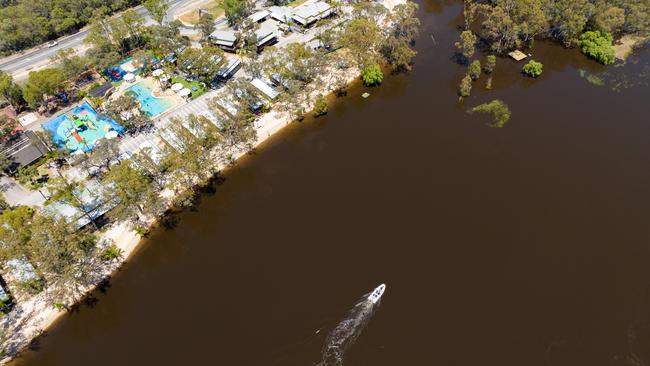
43,103,124,152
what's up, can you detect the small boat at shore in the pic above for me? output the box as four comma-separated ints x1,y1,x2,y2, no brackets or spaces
367,284,386,304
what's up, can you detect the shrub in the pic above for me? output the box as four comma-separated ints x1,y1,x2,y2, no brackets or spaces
134,225,149,237
468,60,481,80
361,63,383,86
578,31,615,65
101,244,123,262
467,99,511,128
522,60,543,77
313,95,328,116
458,74,472,97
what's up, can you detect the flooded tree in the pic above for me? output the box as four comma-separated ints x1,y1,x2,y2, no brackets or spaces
455,30,476,59
485,55,497,74
469,60,481,80
458,74,472,98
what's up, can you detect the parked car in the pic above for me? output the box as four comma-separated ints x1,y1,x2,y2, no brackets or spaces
46,41,58,48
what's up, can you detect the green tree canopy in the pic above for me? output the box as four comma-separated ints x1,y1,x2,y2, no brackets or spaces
468,59,481,80
22,68,65,108
144,0,170,25
221,0,253,27
458,74,472,98
0,70,24,110
522,59,543,77
578,31,615,65
102,160,162,222
382,2,420,71
177,46,226,83
361,63,384,86
341,17,382,67
455,30,477,59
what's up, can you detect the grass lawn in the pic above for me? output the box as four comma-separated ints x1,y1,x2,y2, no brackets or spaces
179,1,225,24
288,0,309,8
170,76,206,99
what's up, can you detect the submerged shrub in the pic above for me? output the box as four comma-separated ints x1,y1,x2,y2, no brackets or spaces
522,60,543,78
361,63,383,86
578,31,615,65
313,94,328,116
467,99,511,128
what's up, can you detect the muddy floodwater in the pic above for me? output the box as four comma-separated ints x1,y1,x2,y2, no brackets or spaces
10,1,650,365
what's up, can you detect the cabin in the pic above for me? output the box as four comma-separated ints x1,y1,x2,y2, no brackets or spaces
292,2,332,27
216,58,242,81
269,6,293,24
0,131,48,174
209,30,238,52
250,78,280,100
213,98,240,118
248,9,271,23
255,26,278,51
44,182,119,230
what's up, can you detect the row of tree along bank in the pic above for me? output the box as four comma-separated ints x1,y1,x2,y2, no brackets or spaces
0,0,420,358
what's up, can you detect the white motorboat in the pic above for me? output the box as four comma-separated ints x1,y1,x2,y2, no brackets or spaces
367,284,386,304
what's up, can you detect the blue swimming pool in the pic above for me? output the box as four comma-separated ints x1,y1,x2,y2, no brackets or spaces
126,80,174,117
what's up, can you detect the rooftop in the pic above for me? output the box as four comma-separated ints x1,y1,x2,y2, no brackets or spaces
88,82,115,98
209,30,238,43
292,1,331,24
248,9,271,22
250,78,280,100
0,131,47,173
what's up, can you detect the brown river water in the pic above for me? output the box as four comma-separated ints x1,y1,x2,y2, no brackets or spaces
10,1,650,365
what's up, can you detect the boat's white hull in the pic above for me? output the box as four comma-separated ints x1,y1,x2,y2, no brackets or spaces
367,284,386,304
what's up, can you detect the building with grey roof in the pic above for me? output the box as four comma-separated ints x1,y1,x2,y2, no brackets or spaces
291,1,332,26
255,26,278,50
248,9,271,23
209,30,238,52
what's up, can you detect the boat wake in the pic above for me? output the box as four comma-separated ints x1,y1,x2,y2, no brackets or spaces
318,284,386,366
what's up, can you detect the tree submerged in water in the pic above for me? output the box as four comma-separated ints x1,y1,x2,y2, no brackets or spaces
467,99,511,128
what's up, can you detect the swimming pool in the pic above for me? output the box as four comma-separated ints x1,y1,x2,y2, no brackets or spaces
126,80,175,117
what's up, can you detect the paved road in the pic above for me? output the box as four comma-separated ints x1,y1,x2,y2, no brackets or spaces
0,0,195,79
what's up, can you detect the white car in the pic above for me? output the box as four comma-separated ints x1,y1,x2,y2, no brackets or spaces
45,41,58,48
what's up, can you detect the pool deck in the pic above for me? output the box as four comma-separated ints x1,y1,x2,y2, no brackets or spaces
112,75,186,118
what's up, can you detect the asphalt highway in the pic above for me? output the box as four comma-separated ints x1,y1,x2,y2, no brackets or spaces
0,0,194,79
